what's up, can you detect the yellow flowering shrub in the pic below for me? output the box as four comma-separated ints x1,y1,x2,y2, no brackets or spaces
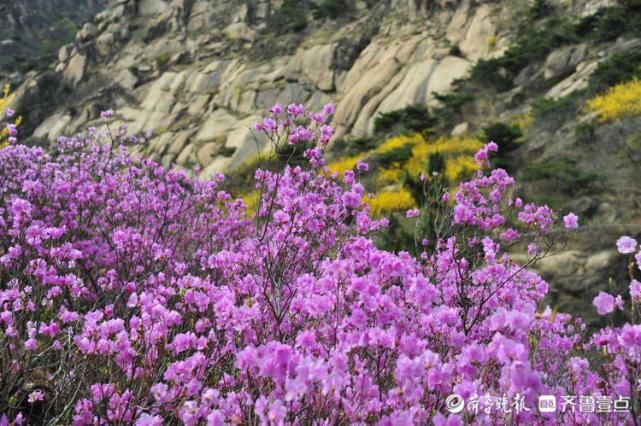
444,155,479,181
326,155,363,174
374,135,416,154
511,111,534,133
406,135,482,178
327,136,418,175
320,133,482,215
374,134,482,185
366,188,415,217
365,134,479,215
377,166,403,184
588,80,641,123
236,128,479,218
240,190,261,215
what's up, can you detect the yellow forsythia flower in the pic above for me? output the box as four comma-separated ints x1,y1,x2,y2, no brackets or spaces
377,167,403,184
376,134,482,185
486,35,497,50
240,190,261,216
326,155,363,174
324,132,483,215
367,188,416,217
444,155,479,182
374,135,416,154
0,84,20,149
405,134,483,178
588,80,641,123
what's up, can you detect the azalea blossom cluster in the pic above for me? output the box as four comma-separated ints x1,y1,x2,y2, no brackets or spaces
0,104,639,425
254,103,335,150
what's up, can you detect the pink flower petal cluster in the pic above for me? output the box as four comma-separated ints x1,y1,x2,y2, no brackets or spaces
617,235,637,254
563,212,579,229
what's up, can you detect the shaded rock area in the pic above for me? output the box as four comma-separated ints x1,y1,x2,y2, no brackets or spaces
0,0,114,79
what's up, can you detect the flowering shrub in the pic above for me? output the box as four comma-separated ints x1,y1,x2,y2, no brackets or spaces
0,85,21,149
327,134,481,218
340,134,481,183
327,154,363,175
367,188,416,217
377,134,482,184
1,103,640,425
588,79,641,122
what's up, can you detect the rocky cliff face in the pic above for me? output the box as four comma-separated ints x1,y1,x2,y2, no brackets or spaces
12,0,619,172
12,0,519,174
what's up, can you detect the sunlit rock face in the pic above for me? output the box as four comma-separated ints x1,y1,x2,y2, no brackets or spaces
10,0,514,170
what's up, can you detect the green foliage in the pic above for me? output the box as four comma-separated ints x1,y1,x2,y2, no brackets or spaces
402,173,427,209
574,122,596,145
330,9,379,70
482,122,522,153
154,52,171,69
575,1,641,43
370,173,453,256
373,215,415,253
482,122,522,171
373,105,436,135
469,59,513,92
268,0,308,33
426,152,445,176
313,0,353,19
523,159,598,196
531,96,576,118
527,0,556,21
576,7,627,42
275,142,310,167
57,17,79,40
331,137,377,156
399,172,452,252
588,51,641,93
218,146,237,157
433,91,474,113
431,92,475,130
373,145,414,168
530,96,578,136
0,3,95,73
469,16,578,91
333,27,379,71
626,131,641,153
0,14,78,73
349,137,378,153
625,131,641,161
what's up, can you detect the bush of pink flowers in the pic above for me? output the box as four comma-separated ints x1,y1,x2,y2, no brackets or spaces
0,104,640,425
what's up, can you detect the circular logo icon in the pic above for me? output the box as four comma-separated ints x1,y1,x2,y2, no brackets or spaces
446,394,465,414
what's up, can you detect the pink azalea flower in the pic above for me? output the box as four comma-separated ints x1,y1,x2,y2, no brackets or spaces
593,291,617,315
616,236,637,254
563,212,579,229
